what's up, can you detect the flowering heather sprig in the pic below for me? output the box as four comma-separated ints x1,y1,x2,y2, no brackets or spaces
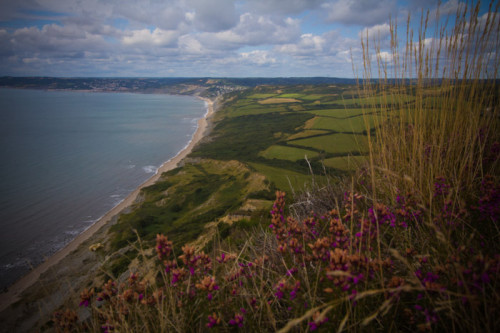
457,254,500,295
414,269,444,291
327,210,349,249
206,313,221,328
474,175,500,221
308,311,329,331
343,191,363,221
308,237,331,261
79,288,93,307
163,259,177,273
270,191,287,237
141,289,164,306
228,312,245,328
274,279,300,300
156,234,173,261
97,280,117,301
101,322,115,333
216,252,236,264
434,198,467,227
369,203,396,227
395,191,422,226
52,309,78,332
433,176,450,197
195,275,219,300
171,267,188,285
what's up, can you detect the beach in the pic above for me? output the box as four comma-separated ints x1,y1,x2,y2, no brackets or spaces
0,95,215,314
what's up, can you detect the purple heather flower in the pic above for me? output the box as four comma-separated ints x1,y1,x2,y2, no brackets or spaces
79,300,89,307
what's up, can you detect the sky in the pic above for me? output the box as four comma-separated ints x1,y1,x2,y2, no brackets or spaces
0,0,495,77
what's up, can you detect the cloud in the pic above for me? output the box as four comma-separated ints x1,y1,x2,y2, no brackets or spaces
186,0,238,32
323,0,397,26
122,28,179,47
11,24,108,55
359,23,391,41
276,33,325,56
1,0,493,77
207,13,301,48
243,0,324,15
240,50,276,65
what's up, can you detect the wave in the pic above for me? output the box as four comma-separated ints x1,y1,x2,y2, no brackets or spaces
142,165,157,174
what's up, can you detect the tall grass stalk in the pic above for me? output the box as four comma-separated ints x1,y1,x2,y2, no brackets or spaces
361,0,499,206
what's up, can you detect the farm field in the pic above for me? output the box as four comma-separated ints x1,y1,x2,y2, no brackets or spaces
194,84,374,191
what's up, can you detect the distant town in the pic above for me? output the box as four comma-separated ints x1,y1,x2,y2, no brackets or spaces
0,77,358,98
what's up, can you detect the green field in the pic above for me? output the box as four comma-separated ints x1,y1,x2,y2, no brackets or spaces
291,133,367,154
323,155,367,171
340,94,415,106
287,130,330,140
305,108,370,118
277,93,305,98
247,93,277,99
307,115,377,133
249,162,320,191
260,145,319,161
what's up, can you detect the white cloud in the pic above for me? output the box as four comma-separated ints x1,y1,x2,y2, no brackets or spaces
122,28,179,47
178,34,204,54
207,13,301,48
240,50,276,65
359,23,391,40
277,34,325,55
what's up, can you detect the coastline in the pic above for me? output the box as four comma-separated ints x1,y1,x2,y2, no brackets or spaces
0,95,215,312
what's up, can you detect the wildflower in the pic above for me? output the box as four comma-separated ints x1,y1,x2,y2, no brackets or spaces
79,288,93,307
308,311,328,331
433,176,450,197
195,275,219,300
290,281,300,300
52,309,78,332
171,267,187,285
97,280,117,301
156,234,173,260
473,175,500,221
206,313,221,328
101,322,114,333
163,259,177,273
228,312,244,328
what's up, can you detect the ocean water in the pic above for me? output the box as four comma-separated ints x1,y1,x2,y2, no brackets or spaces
0,89,206,289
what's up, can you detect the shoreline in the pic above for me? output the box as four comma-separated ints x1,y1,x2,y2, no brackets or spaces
0,95,215,312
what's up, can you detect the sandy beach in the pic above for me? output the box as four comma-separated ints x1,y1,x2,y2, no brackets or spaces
0,95,215,313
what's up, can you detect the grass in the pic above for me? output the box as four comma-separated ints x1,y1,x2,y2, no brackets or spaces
307,115,377,133
109,159,270,250
260,145,319,161
248,162,319,191
305,108,371,118
322,155,367,171
291,133,367,154
287,129,330,140
258,98,301,104
246,93,277,99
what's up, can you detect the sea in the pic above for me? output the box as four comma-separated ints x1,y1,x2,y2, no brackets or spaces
0,88,206,290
